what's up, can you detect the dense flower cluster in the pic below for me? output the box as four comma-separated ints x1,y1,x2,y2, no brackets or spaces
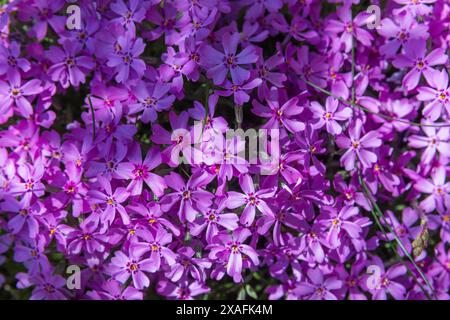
0,0,449,300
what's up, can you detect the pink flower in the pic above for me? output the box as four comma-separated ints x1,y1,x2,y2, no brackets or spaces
393,39,447,91
310,97,352,135
336,119,382,170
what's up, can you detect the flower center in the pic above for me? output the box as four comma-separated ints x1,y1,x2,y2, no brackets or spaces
44,284,55,293
226,55,236,66
129,263,138,271
182,190,191,199
11,88,20,96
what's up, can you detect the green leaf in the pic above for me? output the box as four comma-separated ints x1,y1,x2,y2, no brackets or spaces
237,287,246,300
245,285,258,299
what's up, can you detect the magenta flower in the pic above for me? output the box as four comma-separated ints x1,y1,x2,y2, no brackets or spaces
109,249,154,290
110,0,146,35
207,227,259,283
129,81,175,123
87,280,143,300
66,220,107,255
0,41,31,77
414,166,449,213
363,257,407,300
157,280,210,300
320,206,363,249
47,40,95,88
191,199,239,243
417,70,450,121
394,0,436,16
252,95,305,133
215,78,262,106
325,4,373,52
87,176,130,230
295,268,342,300
226,174,276,227
0,72,42,117
336,119,382,170
200,32,258,85
119,143,167,197
393,39,447,91
27,0,66,40
131,227,177,272
160,171,214,223
17,270,67,300
408,125,450,163
3,198,44,238
309,97,352,135
106,33,146,83
167,246,212,282
377,12,428,57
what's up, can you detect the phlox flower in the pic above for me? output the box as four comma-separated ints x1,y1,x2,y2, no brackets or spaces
226,174,276,227
0,72,42,118
309,97,352,135
47,40,95,88
336,119,382,171
414,166,449,213
393,39,447,91
295,268,342,300
200,32,258,85
207,227,259,283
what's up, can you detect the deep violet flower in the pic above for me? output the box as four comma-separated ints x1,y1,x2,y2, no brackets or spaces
200,32,258,85
226,174,276,227
207,227,259,283
0,0,448,302
47,40,95,88
336,119,382,170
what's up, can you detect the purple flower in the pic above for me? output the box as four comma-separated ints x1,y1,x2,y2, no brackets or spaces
325,4,373,52
200,32,258,85
160,171,214,223
336,119,382,170
408,125,450,163
0,41,31,77
309,97,352,135
17,270,67,300
252,95,305,133
417,69,450,121
414,166,449,213
110,0,146,35
129,81,175,123
106,33,146,83
87,279,143,300
0,72,42,117
109,248,154,290
295,268,342,300
191,199,239,243
47,40,95,88
87,176,130,230
393,39,447,91
363,257,407,300
226,174,276,227
131,227,177,272
320,206,363,249
207,227,259,283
